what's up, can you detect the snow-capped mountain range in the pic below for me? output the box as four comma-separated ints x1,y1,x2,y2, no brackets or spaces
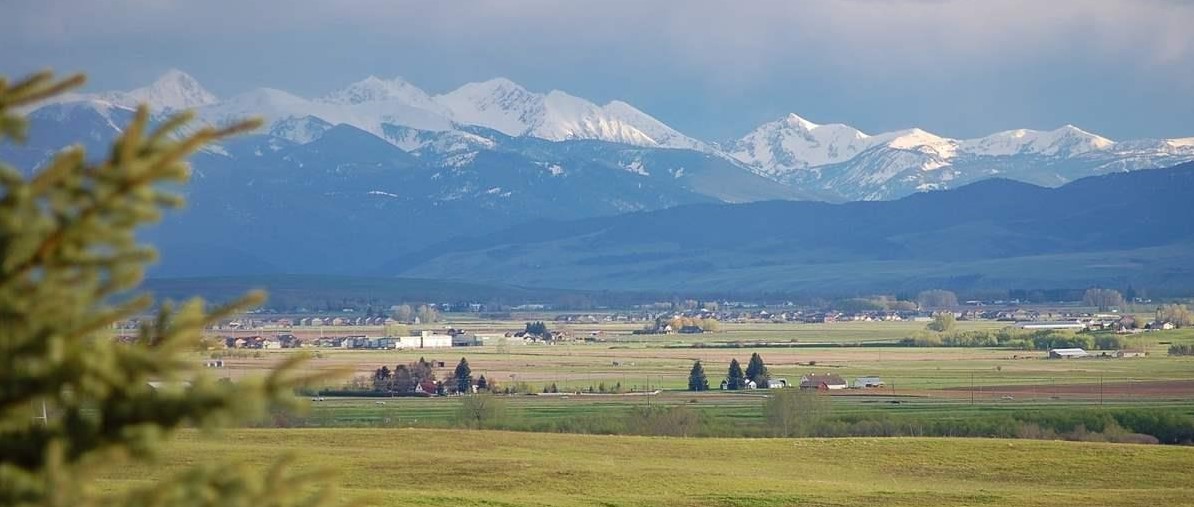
728,113,1194,199
47,70,705,152
32,70,1194,201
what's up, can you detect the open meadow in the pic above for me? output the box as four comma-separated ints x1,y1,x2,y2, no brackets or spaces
102,428,1194,507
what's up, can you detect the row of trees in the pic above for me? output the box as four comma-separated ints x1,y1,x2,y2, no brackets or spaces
444,391,1193,444
1157,304,1192,327
832,291,960,313
1169,344,1194,356
904,328,1130,351
917,289,959,309
1083,288,1126,311
642,316,721,334
390,304,441,323
688,353,770,391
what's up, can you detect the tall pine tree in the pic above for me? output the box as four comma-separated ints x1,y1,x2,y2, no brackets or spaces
0,71,334,507
454,357,473,393
726,358,746,390
688,360,709,391
746,352,770,387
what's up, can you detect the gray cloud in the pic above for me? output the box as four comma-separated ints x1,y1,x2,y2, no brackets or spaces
3,0,1192,140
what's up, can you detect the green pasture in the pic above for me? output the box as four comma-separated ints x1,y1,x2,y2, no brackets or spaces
102,428,1194,506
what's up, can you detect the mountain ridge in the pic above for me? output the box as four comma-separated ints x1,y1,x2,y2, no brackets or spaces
387,162,1194,294
33,70,1194,202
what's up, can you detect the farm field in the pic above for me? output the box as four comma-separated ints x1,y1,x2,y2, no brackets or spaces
203,321,1194,433
206,322,1194,391
102,428,1194,506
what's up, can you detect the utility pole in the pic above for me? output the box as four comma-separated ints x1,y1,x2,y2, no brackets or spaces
970,372,975,405
646,376,651,408
33,399,48,427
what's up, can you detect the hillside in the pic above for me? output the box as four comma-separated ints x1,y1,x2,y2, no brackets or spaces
5,100,798,276
392,163,1194,294
142,275,587,308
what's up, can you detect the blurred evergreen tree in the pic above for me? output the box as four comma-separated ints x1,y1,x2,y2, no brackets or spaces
0,71,334,507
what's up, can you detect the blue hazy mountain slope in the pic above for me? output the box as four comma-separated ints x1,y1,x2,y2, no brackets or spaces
390,163,1194,294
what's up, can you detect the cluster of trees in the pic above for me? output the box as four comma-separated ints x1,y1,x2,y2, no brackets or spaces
830,296,916,313
925,312,957,333
831,290,958,313
455,392,506,428
1029,332,1126,351
1169,344,1194,356
643,316,721,333
1083,288,1125,311
372,358,438,393
763,389,832,437
917,289,959,309
624,406,702,437
904,328,1129,351
390,304,440,323
524,321,550,336
642,300,721,311
691,353,770,391
370,357,491,395
1157,304,1192,327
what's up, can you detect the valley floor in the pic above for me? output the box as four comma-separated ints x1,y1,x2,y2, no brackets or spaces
105,429,1194,507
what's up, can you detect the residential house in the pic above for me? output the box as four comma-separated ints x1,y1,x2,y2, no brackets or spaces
415,380,439,396
1147,321,1177,331
799,373,847,390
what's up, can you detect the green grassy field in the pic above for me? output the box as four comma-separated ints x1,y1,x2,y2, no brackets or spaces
104,429,1194,506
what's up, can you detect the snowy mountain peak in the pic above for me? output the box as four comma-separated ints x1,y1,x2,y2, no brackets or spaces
727,113,875,175
1054,124,1113,144
433,78,699,149
436,78,543,136
960,125,1114,157
785,113,820,131
108,69,218,111
323,75,436,108
443,77,535,107
601,100,709,152
471,77,527,93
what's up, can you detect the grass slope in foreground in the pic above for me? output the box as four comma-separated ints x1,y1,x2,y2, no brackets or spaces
106,429,1194,507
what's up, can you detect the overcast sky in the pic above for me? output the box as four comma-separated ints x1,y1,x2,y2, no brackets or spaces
3,0,1193,141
